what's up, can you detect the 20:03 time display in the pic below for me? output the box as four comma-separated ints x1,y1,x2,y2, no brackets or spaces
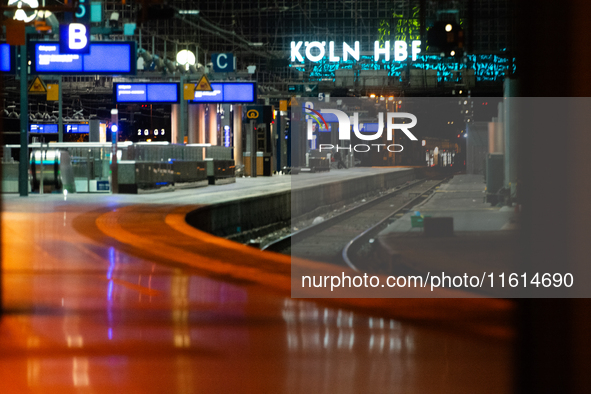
137,129,166,136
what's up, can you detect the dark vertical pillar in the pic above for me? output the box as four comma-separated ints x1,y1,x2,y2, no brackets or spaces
515,1,591,393
276,112,282,173
58,77,63,142
110,109,119,193
249,120,257,177
286,117,291,168
18,44,28,197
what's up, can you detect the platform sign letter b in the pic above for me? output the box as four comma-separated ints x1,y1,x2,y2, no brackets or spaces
59,23,90,54
69,24,87,50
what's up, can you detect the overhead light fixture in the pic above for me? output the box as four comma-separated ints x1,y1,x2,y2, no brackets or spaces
9,0,39,23
176,49,196,66
178,10,200,15
138,48,153,65
165,59,177,74
152,55,164,70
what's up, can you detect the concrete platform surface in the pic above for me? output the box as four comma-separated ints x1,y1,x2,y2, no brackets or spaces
374,174,520,288
379,174,515,234
3,167,413,206
0,184,515,393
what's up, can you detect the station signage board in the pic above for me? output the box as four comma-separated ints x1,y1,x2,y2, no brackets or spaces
290,40,422,63
60,0,91,53
190,82,256,104
0,43,15,73
75,0,91,23
211,53,235,73
65,124,90,133
59,23,90,54
30,41,136,75
245,106,262,121
63,0,90,23
30,124,58,134
223,125,231,147
114,83,180,104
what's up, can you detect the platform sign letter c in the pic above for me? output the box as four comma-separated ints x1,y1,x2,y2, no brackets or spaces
69,23,88,50
217,54,228,70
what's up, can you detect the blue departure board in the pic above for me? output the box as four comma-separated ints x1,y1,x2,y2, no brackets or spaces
114,83,179,103
65,124,90,133
1,43,12,72
360,123,380,132
31,41,136,75
191,82,256,104
30,124,59,133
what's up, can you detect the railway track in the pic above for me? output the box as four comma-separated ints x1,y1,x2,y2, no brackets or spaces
263,177,448,269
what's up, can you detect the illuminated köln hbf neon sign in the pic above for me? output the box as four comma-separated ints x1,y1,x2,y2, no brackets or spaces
291,40,422,63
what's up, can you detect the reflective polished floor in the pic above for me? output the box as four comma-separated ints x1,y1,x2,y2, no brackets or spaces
1,194,514,393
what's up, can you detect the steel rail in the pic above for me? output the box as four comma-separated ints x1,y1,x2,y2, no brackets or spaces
262,178,427,253
341,179,447,271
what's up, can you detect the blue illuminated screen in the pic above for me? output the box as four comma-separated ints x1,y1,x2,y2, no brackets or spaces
65,124,90,133
115,83,178,103
360,123,380,133
30,124,58,133
223,83,255,102
192,83,223,102
1,43,10,72
33,42,133,74
223,125,231,147
192,82,256,103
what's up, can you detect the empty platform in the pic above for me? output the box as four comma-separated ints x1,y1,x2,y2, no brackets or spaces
0,169,515,393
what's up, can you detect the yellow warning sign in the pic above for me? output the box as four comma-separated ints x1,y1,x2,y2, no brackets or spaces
46,84,59,101
195,75,213,92
183,83,196,100
28,76,47,94
289,97,298,107
279,100,288,112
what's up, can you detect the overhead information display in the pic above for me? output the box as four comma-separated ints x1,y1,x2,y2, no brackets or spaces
114,83,179,104
31,41,136,75
30,124,58,134
0,43,13,73
191,82,256,104
65,124,90,133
